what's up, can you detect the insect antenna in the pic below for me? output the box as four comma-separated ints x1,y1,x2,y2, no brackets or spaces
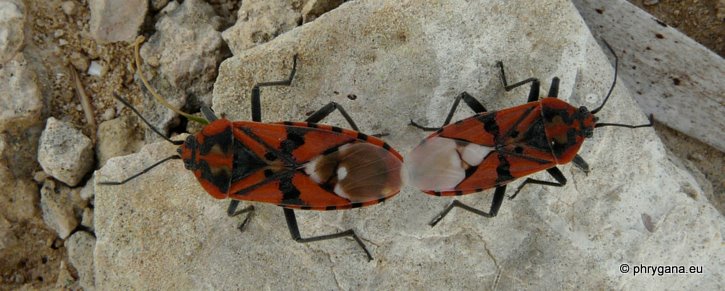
98,155,180,185
591,39,617,115
112,93,183,146
595,114,654,129
98,93,184,186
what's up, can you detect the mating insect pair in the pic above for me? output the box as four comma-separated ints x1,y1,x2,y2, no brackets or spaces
101,40,652,261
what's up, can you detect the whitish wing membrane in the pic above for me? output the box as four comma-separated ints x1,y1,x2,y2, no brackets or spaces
407,137,493,192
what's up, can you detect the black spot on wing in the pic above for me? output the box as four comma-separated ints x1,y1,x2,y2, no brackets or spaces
477,112,500,137
280,127,308,154
264,152,277,161
357,132,368,141
495,153,514,184
279,174,304,206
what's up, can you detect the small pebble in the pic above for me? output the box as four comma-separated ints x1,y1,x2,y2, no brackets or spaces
102,108,115,121
33,171,49,183
70,52,90,72
87,61,103,77
61,1,77,16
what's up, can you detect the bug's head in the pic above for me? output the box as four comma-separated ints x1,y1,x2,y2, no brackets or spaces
177,135,200,171
575,106,596,138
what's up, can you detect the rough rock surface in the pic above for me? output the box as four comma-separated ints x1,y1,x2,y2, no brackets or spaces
0,54,43,132
88,0,147,43
573,0,725,152
95,0,723,289
0,134,39,223
66,231,96,290
302,0,344,23
96,115,143,167
138,0,225,140
40,180,84,239
221,0,302,55
0,0,24,64
38,117,94,187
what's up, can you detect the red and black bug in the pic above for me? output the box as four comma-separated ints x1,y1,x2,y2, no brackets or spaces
101,44,404,261
408,41,653,226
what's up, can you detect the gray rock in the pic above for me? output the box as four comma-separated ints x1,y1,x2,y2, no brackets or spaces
61,1,77,16
79,174,95,201
88,0,147,43
81,207,94,231
0,216,16,250
573,0,725,152
0,54,43,132
66,231,96,290
95,0,723,289
38,117,94,186
55,260,77,289
40,179,83,239
221,0,301,55
301,0,344,23
138,0,225,140
0,0,24,64
151,0,170,11
0,136,39,222
96,115,143,167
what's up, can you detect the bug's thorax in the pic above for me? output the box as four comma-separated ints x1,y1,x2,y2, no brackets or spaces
178,118,235,199
539,98,594,164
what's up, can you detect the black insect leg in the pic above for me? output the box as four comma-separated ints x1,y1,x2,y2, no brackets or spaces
572,155,590,174
250,54,298,122
200,106,218,122
509,167,567,200
410,92,488,131
429,186,506,227
305,102,360,131
496,61,540,102
547,77,560,98
284,208,373,261
227,200,255,232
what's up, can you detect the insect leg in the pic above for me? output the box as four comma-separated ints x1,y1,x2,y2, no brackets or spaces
200,106,218,122
547,77,560,98
284,208,373,261
572,155,590,174
305,102,359,131
98,155,181,185
429,186,506,227
409,92,488,131
251,54,298,122
496,61,540,102
509,167,567,200
227,200,255,232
